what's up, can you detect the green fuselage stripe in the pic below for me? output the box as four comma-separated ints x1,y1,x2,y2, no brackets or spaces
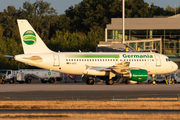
66,55,119,58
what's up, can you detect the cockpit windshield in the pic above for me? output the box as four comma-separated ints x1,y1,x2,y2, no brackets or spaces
166,58,171,62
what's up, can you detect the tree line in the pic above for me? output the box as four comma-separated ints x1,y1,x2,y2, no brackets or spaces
0,0,179,69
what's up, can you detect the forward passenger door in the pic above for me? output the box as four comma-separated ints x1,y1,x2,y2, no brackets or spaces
154,55,161,67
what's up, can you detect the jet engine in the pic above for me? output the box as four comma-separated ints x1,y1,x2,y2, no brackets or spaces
123,69,148,82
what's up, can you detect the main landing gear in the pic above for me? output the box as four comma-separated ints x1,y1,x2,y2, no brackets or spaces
86,78,115,85
150,74,157,85
85,74,115,85
105,79,114,85
86,78,94,85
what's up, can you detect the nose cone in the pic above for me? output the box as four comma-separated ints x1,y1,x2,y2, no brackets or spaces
172,62,178,72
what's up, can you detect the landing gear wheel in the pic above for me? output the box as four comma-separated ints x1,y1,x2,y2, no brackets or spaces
109,79,114,85
106,79,114,85
86,79,94,85
153,80,156,85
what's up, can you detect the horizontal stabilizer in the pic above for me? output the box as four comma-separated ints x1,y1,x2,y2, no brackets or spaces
3,55,14,58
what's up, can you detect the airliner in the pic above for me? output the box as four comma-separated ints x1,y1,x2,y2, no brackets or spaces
5,19,178,85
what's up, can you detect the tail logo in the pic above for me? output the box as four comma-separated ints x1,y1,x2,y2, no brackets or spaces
23,30,37,45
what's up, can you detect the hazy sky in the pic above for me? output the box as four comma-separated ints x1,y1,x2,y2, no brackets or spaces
0,0,180,15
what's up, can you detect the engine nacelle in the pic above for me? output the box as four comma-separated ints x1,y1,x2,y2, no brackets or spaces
123,69,148,82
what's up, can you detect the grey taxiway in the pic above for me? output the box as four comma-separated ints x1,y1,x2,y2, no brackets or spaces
0,83,179,100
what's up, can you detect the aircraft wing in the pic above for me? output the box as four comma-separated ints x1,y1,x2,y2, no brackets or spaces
83,61,141,75
110,62,141,74
83,66,111,74
87,67,111,71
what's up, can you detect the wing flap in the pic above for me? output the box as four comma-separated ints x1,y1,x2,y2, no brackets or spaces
110,61,130,73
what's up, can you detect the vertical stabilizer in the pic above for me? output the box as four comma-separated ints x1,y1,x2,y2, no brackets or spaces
17,19,53,54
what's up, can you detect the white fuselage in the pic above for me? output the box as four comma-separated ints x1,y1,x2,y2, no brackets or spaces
14,52,178,76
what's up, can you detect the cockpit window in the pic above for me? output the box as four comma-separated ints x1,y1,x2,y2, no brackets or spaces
166,58,171,62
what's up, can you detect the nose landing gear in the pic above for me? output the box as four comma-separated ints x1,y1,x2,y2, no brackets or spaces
150,74,157,85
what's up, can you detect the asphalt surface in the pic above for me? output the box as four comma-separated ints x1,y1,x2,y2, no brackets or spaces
0,83,180,114
1,109,180,114
0,83,180,100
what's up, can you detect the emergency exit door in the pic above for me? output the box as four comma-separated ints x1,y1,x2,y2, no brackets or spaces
154,55,161,67
53,54,60,66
